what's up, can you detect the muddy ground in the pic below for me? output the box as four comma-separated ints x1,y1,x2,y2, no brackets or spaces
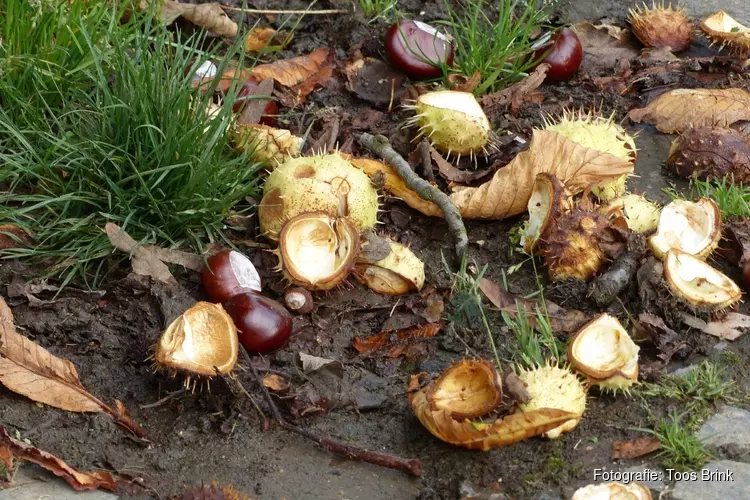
3,1,750,499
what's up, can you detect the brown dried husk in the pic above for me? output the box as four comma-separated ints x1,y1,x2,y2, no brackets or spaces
153,302,239,377
426,359,502,420
667,127,750,182
520,173,571,254
539,209,626,281
408,375,580,451
629,3,694,53
700,10,750,54
276,212,360,291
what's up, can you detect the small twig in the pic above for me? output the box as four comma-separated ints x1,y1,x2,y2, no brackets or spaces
221,6,347,14
139,392,177,410
358,133,468,259
241,348,423,477
326,115,340,152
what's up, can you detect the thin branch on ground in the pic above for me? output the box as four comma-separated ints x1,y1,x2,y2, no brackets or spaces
358,133,468,259
221,6,347,14
239,348,423,477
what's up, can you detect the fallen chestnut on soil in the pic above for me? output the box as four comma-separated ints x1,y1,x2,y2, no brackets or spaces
667,127,750,182
284,287,314,314
223,292,292,353
534,27,582,83
384,20,454,80
629,3,694,53
201,249,262,303
232,80,279,127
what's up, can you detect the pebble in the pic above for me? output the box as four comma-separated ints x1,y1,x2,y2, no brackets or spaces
697,406,750,461
670,460,750,500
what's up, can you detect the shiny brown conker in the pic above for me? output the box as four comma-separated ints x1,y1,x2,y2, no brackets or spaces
223,292,293,353
201,250,262,304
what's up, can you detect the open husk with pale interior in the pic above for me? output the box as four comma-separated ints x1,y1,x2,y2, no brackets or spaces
568,314,639,392
648,197,721,260
700,10,750,54
426,359,502,420
520,173,571,254
599,194,661,234
515,363,587,439
274,212,360,291
258,153,379,241
664,250,742,312
572,481,652,500
355,238,425,295
153,302,239,381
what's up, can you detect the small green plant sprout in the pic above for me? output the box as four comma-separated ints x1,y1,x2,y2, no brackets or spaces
633,409,713,471
664,176,750,220
358,0,397,22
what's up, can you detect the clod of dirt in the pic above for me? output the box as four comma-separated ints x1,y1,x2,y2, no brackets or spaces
666,127,750,182
274,212,360,291
663,250,742,312
152,301,238,380
598,194,661,234
648,197,721,260
571,481,652,499
514,363,587,439
355,238,425,295
700,10,750,54
426,359,502,420
345,58,407,108
568,313,639,393
258,153,379,241
628,3,693,53
232,123,302,166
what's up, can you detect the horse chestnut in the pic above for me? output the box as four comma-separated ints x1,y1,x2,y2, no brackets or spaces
223,292,293,353
384,20,454,80
201,250,262,303
534,27,583,83
232,81,279,127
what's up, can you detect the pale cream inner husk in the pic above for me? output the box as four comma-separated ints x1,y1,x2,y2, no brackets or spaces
667,252,739,305
573,316,638,372
652,200,716,255
522,180,552,247
285,218,353,283
704,12,750,33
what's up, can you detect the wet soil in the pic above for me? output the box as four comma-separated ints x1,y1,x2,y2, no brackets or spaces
3,1,750,499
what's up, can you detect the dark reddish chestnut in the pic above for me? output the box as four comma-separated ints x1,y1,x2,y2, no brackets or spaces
232,81,279,127
384,20,454,80
223,292,293,353
533,27,583,83
201,250,262,304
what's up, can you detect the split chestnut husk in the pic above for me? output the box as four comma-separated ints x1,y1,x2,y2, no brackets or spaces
568,314,639,392
355,238,425,295
648,197,721,260
664,250,742,312
274,212,360,291
232,124,302,166
152,302,239,378
629,2,694,53
700,10,750,54
667,127,750,182
572,481,652,500
599,194,661,234
519,173,571,254
426,359,502,420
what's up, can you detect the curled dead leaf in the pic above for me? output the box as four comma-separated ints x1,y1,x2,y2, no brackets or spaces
408,374,578,451
627,88,750,133
572,23,640,76
0,224,33,250
352,323,441,356
159,1,238,38
450,129,634,219
245,27,279,52
262,374,289,392
611,435,662,460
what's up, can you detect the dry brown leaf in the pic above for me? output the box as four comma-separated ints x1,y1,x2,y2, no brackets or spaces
408,375,578,451
573,23,640,76
450,129,634,219
681,312,750,341
0,298,145,438
262,374,289,392
611,435,662,460
353,323,441,355
430,147,492,185
447,71,481,93
479,64,549,120
160,1,238,38
349,158,444,217
627,88,750,133
105,223,177,285
0,224,33,250
249,47,329,89
0,426,118,491
245,27,278,52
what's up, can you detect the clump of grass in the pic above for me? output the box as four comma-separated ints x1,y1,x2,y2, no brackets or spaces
665,176,750,219
358,0,397,22
437,0,558,94
502,302,561,369
635,409,713,471
0,5,261,287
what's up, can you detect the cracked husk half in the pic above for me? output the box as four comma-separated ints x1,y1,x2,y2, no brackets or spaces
258,154,379,241
648,197,721,260
355,239,425,295
664,250,742,311
408,90,490,158
153,302,239,378
700,10,750,54
408,373,579,451
599,194,661,234
232,124,303,166
426,359,503,420
629,2,694,53
275,212,360,291
572,481,652,500
544,110,636,201
515,363,587,439
568,314,639,392
520,173,571,254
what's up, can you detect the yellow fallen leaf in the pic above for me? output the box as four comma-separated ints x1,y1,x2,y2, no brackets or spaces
245,27,278,52
627,88,750,133
249,47,330,88
160,1,238,38
408,374,578,451
449,129,634,219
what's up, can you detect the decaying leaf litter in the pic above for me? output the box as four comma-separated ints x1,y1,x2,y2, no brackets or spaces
3,0,750,498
